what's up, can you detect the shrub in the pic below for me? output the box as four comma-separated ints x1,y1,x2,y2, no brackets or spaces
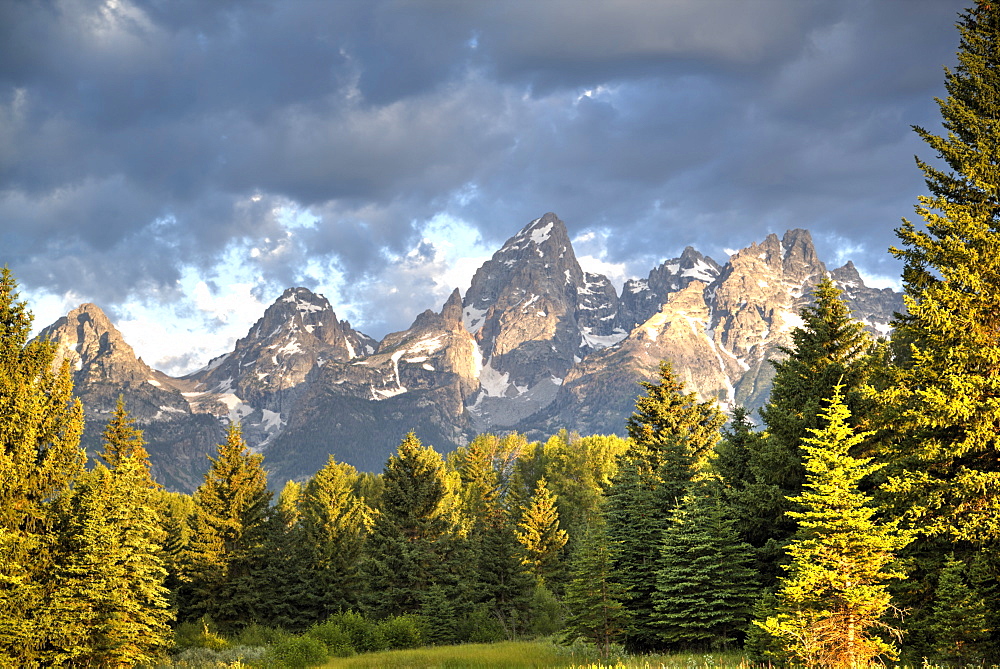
172,617,230,651
528,583,563,637
265,635,329,668
323,611,387,653
377,614,427,649
304,620,355,657
234,622,292,648
456,605,505,644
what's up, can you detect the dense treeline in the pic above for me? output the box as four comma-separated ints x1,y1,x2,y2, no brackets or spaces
2,3,1000,666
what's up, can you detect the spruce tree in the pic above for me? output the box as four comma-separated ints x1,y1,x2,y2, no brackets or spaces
606,361,725,651
451,434,534,636
181,422,272,629
363,433,460,619
562,519,629,659
884,0,1000,546
96,400,171,664
0,267,86,665
758,389,912,668
297,456,369,623
652,480,758,651
47,401,170,666
515,477,568,586
929,554,989,665
752,278,872,585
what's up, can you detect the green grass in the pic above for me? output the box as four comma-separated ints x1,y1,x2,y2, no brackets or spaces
320,640,753,668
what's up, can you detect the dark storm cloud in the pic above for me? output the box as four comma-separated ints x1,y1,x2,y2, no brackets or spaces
0,0,969,349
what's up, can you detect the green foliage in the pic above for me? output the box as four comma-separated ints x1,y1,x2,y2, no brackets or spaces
0,267,88,665
304,619,356,657
528,583,564,638
530,431,629,555
606,361,725,651
752,278,873,588
419,584,459,646
296,456,369,624
265,634,329,668
377,614,427,650
757,389,912,668
363,433,462,619
172,616,231,652
181,422,273,629
883,0,1000,548
516,476,568,585
321,611,387,654
928,554,990,665
652,481,758,650
562,520,629,658
625,361,725,497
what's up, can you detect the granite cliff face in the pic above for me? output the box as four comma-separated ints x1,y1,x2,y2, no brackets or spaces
40,214,903,490
38,304,223,491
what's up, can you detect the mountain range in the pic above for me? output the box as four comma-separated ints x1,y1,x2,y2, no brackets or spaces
39,213,902,491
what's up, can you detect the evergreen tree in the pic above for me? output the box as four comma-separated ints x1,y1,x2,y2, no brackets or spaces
363,433,460,618
515,477,568,586
884,0,1000,546
929,554,989,665
606,361,725,651
473,514,534,637
0,267,86,665
652,480,758,651
181,422,272,629
753,278,872,585
626,361,725,500
297,456,369,623
562,519,629,659
758,389,912,668
451,434,534,635
97,400,172,664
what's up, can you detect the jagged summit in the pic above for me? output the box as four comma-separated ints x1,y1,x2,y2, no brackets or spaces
40,302,153,386
38,215,904,490
619,246,722,331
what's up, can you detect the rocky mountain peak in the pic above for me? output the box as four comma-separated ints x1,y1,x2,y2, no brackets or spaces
39,302,153,386
830,261,863,287
461,213,593,430
618,246,722,331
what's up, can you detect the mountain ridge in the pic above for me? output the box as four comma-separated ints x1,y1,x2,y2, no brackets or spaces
38,213,902,490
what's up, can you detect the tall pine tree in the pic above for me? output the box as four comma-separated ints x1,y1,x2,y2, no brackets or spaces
752,278,872,585
884,0,1000,547
0,267,86,665
181,422,272,629
605,361,725,651
562,519,629,659
363,433,462,619
652,480,758,651
758,389,912,668
296,456,369,623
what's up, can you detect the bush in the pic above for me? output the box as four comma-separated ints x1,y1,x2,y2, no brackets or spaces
234,622,292,648
304,620,355,657
172,617,230,651
377,614,427,649
265,635,329,668
167,644,267,667
456,605,505,644
528,584,563,637
322,611,387,653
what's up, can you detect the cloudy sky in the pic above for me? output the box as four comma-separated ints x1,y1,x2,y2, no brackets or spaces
2,0,967,375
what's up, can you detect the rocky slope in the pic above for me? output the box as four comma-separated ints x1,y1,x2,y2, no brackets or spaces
39,214,903,490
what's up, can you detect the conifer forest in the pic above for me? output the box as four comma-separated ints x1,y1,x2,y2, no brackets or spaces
3,3,1000,668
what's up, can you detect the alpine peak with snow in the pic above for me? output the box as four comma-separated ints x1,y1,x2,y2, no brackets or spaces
40,213,901,490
